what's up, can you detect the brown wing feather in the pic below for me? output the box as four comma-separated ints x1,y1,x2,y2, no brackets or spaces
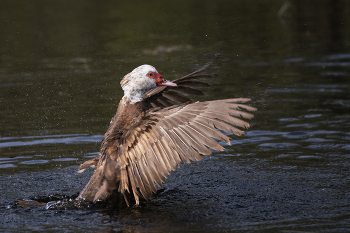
113,98,255,204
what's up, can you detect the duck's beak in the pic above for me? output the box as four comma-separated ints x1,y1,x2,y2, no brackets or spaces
156,74,177,87
159,79,177,87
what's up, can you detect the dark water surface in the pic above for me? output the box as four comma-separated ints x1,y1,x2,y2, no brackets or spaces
1,0,350,232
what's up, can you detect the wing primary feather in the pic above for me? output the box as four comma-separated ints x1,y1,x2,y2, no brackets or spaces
186,112,244,135
150,143,170,174
157,98,174,107
172,63,212,82
138,136,163,173
119,167,129,192
127,164,141,205
200,112,251,129
150,102,159,108
177,125,212,155
135,161,153,198
119,168,130,206
147,147,167,182
139,135,166,180
140,154,158,193
157,139,177,170
236,104,257,112
198,115,245,136
173,127,203,161
133,146,154,195
158,126,183,164
152,142,172,173
130,157,149,200
160,137,181,167
204,108,254,120
144,152,163,187
184,124,225,151
208,99,257,112
190,120,231,145
159,126,190,163
168,129,195,162
128,149,148,198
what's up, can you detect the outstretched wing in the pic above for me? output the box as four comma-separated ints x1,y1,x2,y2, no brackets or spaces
118,98,256,205
142,64,213,109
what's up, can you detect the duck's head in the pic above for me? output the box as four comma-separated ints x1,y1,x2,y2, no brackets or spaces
121,65,177,104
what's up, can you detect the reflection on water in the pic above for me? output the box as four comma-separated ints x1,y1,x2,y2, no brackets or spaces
1,0,350,232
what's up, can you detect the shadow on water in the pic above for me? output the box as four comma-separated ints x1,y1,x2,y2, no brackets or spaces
1,0,350,232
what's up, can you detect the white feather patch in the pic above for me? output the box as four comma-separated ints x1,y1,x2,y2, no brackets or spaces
121,65,159,104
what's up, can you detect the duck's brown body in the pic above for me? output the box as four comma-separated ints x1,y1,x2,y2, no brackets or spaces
78,65,256,205
78,100,145,202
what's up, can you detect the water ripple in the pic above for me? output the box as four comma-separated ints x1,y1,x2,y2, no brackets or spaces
305,62,350,67
0,134,102,148
259,142,299,148
20,160,49,165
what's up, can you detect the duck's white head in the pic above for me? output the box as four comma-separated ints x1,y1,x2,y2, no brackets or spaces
121,64,177,104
